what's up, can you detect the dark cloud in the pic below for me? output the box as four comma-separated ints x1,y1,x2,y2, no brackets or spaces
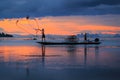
0,0,120,18
64,0,120,7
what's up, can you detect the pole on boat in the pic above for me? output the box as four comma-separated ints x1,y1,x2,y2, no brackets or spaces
84,33,87,41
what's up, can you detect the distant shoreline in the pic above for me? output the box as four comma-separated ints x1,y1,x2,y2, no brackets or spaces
0,32,13,37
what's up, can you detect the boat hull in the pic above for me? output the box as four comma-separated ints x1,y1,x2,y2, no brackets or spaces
37,41,101,45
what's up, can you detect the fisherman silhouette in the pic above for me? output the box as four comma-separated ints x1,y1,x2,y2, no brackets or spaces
41,28,45,42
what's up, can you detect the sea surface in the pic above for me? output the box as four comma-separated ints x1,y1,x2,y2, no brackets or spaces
0,37,120,80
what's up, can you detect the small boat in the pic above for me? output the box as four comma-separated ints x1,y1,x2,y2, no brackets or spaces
37,33,101,45
37,41,101,45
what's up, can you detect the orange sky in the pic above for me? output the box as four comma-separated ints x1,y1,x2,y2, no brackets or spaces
0,16,120,35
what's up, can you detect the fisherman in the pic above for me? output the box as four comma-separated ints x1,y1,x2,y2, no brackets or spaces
84,33,87,41
41,28,45,42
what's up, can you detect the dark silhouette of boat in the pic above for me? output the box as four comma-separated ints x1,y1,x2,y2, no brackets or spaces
37,33,101,45
37,41,101,45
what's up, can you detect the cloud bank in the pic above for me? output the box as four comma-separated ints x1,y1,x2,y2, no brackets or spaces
0,0,120,18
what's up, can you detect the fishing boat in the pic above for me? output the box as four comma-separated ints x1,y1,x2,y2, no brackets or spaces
37,34,101,45
37,41,101,45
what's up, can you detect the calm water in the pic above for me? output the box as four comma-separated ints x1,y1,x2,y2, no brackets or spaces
0,38,120,80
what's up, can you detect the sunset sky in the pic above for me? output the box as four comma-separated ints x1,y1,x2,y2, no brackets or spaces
0,0,120,35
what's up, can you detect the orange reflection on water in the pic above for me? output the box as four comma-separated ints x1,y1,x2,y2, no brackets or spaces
0,46,41,62
0,44,120,68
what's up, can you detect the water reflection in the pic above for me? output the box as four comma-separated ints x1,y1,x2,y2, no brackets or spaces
66,45,78,64
41,45,45,57
95,46,99,66
1,44,118,69
84,45,100,68
0,39,120,80
26,64,30,77
41,44,45,68
65,44,100,67
67,45,77,54
0,43,120,80
84,45,87,67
